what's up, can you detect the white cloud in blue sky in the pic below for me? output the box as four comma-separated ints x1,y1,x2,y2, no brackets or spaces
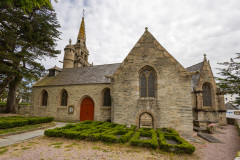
42,0,240,76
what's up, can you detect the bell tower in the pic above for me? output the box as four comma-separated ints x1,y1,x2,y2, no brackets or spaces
62,10,91,69
73,11,91,67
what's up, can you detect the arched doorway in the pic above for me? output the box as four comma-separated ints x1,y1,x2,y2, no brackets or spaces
80,97,94,121
139,112,153,128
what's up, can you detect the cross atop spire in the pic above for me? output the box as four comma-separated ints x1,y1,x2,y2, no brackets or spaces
83,9,85,18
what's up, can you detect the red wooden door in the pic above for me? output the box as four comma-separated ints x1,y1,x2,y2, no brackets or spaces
80,97,94,121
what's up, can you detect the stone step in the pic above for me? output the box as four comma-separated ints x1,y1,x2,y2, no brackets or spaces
197,133,222,143
193,126,206,132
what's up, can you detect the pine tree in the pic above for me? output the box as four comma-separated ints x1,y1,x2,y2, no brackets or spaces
217,53,240,105
0,2,61,113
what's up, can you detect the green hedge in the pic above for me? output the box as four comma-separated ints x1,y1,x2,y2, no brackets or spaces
0,116,54,129
0,102,30,106
158,131,195,154
156,128,179,136
44,121,136,143
130,128,158,149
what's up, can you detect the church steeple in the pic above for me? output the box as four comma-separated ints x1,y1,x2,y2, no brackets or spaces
72,10,91,67
77,17,86,42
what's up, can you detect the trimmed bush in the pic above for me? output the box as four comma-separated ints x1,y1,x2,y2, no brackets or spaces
156,128,179,136
130,129,158,149
44,121,136,144
0,116,54,129
44,128,64,137
158,131,195,154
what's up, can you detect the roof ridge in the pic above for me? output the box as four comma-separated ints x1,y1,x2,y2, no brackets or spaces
186,62,203,69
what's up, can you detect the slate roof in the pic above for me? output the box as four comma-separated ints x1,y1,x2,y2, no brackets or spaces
186,62,203,89
225,102,239,110
34,63,121,87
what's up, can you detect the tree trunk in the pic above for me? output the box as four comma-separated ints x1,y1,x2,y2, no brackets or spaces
0,75,15,95
5,75,22,113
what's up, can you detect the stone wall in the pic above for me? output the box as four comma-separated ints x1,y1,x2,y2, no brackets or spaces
192,58,227,126
111,30,193,134
0,105,29,115
30,83,111,121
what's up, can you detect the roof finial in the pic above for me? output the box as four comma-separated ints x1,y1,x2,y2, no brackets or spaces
145,27,148,31
203,54,207,61
69,39,72,45
83,9,85,18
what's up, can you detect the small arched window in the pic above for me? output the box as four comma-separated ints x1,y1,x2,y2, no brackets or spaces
140,68,155,97
41,90,48,106
61,90,68,106
202,83,212,106
103,89,111,106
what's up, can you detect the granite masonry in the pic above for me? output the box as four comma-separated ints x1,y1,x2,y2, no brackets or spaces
30,17,226,134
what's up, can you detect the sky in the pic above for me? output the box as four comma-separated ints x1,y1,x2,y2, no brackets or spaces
43,0,240,76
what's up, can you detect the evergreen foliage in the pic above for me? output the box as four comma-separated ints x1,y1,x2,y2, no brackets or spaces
217,53,240,105
0,2,61,112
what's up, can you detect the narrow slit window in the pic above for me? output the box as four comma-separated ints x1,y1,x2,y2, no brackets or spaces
42,90,48,106
61,90,68,106
103,89,111,106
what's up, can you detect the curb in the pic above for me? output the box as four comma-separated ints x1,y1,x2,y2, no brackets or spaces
0,122,56,138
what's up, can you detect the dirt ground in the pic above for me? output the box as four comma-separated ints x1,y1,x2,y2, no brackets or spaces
0,125,239,160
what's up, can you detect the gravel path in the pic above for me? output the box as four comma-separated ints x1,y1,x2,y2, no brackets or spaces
194,124,240,160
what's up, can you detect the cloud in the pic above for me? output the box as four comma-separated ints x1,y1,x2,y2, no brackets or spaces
41,0,240,77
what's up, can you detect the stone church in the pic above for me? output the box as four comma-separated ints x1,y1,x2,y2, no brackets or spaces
30,17,226,133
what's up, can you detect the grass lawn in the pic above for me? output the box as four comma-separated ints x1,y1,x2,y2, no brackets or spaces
0,122,55,135
0,136,200,160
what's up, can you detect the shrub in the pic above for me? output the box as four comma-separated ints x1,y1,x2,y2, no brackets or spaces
44,128,64,137
156,128,179,136
130,129,158,149
158,132,195,154
0,117,54,129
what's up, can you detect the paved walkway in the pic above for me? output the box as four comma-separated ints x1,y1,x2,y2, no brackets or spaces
0,122,69,147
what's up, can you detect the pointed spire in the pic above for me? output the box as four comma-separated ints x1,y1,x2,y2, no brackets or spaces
77,17,86,40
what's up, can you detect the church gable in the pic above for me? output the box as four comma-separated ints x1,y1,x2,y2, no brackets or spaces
113,28,188,78
111,28,193,133
196,55,217,90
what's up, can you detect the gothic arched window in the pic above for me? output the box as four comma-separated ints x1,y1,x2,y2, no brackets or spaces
41,90,48,106
202,83,212,106
103,89,111,106
61,90,68,106
140,68,155,97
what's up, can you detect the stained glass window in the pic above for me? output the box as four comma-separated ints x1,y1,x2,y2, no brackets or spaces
140,69,155,97
202,83,212,106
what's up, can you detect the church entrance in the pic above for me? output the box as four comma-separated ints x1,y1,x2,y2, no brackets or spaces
139,112,153,128
80,97,94,121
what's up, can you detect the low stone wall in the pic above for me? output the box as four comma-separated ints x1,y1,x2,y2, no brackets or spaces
0,106,6,113
227,118,237,125
0,105,30,115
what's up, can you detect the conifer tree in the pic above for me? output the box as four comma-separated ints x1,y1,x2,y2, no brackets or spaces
0,2,61,113
217,53,240,105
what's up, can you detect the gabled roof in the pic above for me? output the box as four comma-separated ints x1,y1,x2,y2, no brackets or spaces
48,65,62,71
186,62,203,89
33,63,121,87
225,102,239,110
